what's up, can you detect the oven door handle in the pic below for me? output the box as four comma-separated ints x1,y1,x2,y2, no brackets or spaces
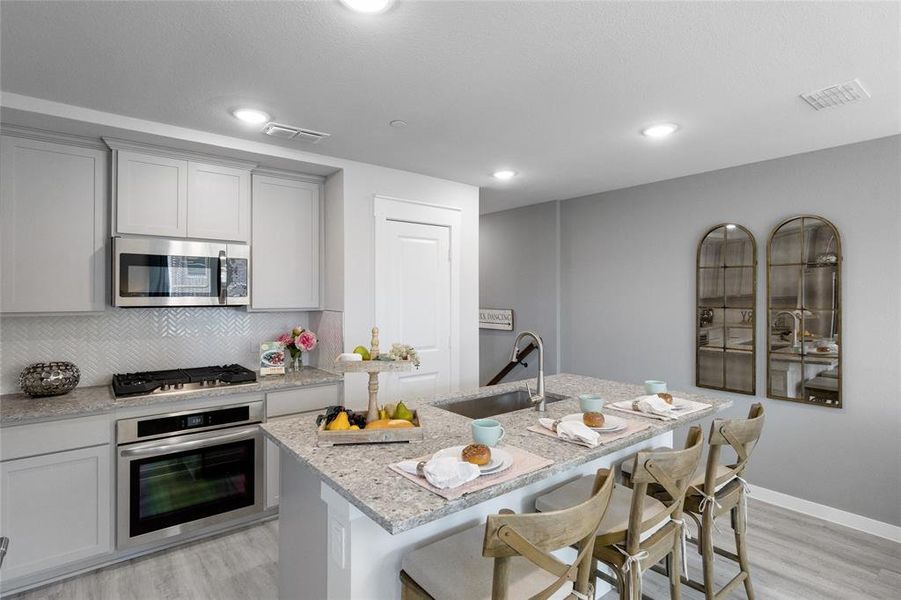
218,249,227,305
119,426,259,458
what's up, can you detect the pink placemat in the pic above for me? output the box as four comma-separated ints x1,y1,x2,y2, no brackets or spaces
527,416,652,447
605,398,711,421
388,445,554,500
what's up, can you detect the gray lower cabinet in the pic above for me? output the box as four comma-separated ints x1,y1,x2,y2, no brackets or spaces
0,445,112,581
0,133,108,313
251,174,322,310
264,384,340,508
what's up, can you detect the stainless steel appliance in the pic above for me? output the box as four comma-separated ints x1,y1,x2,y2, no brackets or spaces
112,364,257,398
112,237,249,307
116,401,264,549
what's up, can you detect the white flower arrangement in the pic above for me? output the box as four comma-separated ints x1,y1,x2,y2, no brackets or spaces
388,343,420,367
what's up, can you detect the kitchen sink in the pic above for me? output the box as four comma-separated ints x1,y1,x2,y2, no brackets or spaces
435,389,568,419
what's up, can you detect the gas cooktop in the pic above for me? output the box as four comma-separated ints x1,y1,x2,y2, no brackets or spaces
111,364,257,398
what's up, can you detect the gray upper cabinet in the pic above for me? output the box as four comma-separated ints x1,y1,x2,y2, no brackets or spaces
115,150,188,238
251,174,322,310
0,133,107,313
107,140,253,242
187,162,251,242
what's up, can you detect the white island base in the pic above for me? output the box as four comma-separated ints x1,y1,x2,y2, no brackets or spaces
277,431,673,600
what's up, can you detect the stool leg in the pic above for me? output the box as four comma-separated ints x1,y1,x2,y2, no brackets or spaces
668,546,682,600
701,509,715,600
735,496,755,600
628,565,642,600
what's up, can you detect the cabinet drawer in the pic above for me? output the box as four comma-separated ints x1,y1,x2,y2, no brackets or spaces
266,384,339,418
1,415,110,462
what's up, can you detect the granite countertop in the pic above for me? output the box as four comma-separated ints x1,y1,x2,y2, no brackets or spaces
0,367,342,427
262,373,732,535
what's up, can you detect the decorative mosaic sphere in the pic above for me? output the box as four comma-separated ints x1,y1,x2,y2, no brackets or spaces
18,362,80,397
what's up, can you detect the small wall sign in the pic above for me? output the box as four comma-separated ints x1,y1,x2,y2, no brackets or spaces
479,308,514,331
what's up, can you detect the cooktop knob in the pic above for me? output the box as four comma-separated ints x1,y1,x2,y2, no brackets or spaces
174,383,184,390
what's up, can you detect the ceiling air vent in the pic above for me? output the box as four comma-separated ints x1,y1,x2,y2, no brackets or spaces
262,122,331,143
800,79,870,110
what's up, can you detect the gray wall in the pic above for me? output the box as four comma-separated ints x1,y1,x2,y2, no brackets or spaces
479,201,559,385
481,135,901,525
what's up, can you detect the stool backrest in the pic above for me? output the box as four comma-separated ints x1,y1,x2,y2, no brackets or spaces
482,468,615,600
624,426,704,553
703,403,765,492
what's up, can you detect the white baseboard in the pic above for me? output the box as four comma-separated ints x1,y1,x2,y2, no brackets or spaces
751,485,901,543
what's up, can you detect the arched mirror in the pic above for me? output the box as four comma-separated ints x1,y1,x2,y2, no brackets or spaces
767,215,842,407
696,223,757,394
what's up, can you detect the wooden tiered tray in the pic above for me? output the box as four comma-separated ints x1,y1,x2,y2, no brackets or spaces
318,326,422,446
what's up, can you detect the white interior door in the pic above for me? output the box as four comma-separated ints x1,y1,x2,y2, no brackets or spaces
377,220,452,401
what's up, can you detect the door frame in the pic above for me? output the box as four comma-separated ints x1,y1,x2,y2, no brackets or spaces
373,195,462,391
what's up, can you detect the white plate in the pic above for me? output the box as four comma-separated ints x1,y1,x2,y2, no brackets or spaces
561,413,627,432
433,446,513,475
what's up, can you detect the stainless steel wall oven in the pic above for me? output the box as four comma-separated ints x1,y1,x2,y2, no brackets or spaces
116,401,264,549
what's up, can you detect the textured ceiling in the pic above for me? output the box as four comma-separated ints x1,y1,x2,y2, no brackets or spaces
1,1,899,213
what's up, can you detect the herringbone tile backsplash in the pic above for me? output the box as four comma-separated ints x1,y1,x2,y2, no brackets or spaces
0,308,343,393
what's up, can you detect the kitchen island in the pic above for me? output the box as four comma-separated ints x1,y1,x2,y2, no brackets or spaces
262,374,731,600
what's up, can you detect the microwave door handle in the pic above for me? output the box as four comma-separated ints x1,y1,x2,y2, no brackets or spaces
119,426,260,458
218,250,227,305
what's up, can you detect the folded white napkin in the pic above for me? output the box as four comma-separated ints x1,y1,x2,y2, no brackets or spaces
611,395,676,420
538,418,601,448
396,456,480,489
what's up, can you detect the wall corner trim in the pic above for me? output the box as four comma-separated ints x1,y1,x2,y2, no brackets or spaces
751,485,901,543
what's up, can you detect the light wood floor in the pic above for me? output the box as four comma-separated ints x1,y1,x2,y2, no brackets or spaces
10,500,900,600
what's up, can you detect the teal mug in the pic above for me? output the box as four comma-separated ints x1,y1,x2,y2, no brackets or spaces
644,380,667,394
471,418,505,447
578,394,605,413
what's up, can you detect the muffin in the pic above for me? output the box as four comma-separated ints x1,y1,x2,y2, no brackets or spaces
657,392,674,405
583,412,605,428
461,443,492,466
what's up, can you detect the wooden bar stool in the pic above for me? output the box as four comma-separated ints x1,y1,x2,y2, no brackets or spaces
681,404,765,600
400,468,615,600
533,427,704,600
623,404,765,600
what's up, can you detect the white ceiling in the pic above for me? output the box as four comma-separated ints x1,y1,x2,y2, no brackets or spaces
1,1,899,214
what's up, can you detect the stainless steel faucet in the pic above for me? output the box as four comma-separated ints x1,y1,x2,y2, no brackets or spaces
510,331,545,411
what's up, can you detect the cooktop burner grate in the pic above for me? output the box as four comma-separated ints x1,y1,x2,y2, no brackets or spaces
112,364,257,397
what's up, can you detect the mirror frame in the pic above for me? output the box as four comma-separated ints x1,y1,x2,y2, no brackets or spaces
695,223,757,395
766,215,842,408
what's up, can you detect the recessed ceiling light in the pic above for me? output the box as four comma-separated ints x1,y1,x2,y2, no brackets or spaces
641,123,679,139
339,0,394,14
232,108,270,125
493,170,517,180
389,119,407,128
726,224,737,230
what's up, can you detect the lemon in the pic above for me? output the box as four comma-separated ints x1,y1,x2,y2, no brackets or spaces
353,345,371,360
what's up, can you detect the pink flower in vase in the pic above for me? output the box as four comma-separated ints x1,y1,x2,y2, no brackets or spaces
277,333,294,347
296,331,318,352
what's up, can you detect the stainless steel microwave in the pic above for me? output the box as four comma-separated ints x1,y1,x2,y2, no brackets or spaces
112,237,249,307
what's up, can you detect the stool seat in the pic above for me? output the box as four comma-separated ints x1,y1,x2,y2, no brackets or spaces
536,477,666,535
401,523,575,600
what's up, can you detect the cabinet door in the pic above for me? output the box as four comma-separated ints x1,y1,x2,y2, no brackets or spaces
116,150,188,237
251,175,321,309
0,446,112,581
0,135,107,313
187,162,251,242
